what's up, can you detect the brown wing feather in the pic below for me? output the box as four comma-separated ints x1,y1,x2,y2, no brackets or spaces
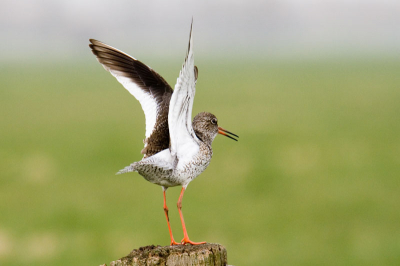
89,39,174,157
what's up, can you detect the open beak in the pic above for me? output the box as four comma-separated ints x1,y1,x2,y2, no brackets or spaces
218,127,239,141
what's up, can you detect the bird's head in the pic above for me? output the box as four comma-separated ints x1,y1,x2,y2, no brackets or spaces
192,112,238,145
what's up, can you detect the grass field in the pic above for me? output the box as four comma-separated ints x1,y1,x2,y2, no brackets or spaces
1,57,399,265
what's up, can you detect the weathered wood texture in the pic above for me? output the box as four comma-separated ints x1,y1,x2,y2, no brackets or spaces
101,243,228,266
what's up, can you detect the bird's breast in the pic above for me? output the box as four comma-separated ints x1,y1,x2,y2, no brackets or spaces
174,143,213,184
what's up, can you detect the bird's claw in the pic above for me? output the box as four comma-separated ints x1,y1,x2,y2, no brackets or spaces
180,238,206,245
170,239,180,246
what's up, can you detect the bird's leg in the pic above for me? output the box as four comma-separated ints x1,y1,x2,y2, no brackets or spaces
177,187,206,245
163,188,179,245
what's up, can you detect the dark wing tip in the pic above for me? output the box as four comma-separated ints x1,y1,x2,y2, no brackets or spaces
89,39,99,47
187,19,194,54
88,39,106,52
89,39,113,51
89,39,102,44
194,65,198,80
88,37,174,99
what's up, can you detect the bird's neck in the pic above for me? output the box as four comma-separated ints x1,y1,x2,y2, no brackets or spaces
194,130,213,147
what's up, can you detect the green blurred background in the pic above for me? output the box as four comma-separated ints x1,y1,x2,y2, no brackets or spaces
1,1,400,265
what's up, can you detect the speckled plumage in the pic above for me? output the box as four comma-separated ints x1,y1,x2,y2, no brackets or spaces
133,142,212,188
89,21,238,245
117,112,217,188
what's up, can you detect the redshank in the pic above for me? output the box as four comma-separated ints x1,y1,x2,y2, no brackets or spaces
89,21,238,245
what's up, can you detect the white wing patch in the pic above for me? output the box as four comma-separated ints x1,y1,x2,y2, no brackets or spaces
168,22,199,159
90,40,160,139
104,68,158,138
147,149,174,170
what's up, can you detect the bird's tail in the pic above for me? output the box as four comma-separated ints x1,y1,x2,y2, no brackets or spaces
116,163,136,175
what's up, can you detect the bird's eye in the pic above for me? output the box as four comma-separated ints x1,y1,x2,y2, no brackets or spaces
211,118,217,125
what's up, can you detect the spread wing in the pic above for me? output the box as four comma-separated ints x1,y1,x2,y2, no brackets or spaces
168,21,200,160
89,39,173,158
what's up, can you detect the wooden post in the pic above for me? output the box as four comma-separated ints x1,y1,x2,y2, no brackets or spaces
100,243,228,266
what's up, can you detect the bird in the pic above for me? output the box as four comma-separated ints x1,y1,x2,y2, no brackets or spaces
89,21,238,245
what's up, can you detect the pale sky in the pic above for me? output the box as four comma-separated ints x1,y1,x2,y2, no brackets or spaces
1,0,399,61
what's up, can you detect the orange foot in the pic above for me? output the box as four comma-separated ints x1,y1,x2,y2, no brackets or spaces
170,239,180,246
181,237,206,245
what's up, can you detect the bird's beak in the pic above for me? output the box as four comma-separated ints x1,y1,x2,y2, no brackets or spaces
218,127,239,141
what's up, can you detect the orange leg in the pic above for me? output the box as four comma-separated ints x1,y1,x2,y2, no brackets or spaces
177,187,206,245
163,188,179,245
